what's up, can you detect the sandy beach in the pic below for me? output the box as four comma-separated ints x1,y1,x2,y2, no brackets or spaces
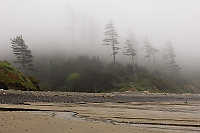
0,91,200,133
0,110,170,133
0,101,200,133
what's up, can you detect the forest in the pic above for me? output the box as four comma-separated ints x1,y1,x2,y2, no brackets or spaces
2,22,198,93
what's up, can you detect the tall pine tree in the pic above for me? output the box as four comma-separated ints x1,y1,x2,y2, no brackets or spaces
144,38,158,64
103,22,120,64
10,35,34,73
123,40,136,66
163,41,181,76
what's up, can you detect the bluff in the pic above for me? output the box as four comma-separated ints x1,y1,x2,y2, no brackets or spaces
0,61,38,91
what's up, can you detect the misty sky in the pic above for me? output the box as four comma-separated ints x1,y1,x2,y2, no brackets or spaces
0,0,200,70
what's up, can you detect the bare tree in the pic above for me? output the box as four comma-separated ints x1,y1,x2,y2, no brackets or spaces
103,22,120,64
10,35,34,74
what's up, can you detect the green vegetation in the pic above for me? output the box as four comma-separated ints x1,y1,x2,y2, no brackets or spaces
32,56,188,93
0,61,39,91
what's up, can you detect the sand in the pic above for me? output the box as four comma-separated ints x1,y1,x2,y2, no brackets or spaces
0,101,200,133
0,91,200,133
0,110,169,133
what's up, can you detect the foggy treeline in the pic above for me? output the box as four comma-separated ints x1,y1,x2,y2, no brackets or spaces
1,0,200,93
7,24,194,93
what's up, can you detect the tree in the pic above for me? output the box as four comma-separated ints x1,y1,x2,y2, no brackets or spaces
123,40,136,66
103,22,120,64
163,41,181,76
10,35,34,73
144,38,158,64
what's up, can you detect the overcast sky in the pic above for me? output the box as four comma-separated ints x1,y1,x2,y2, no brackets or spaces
0,0,200,69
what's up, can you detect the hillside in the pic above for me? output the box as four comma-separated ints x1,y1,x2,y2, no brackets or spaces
0,61,38,91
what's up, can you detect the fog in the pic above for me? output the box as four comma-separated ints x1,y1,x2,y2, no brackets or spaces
0,0,200,72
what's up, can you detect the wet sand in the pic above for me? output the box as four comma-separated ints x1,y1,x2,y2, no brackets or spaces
0,90,200,133
0,110,170,133
0,100,200,133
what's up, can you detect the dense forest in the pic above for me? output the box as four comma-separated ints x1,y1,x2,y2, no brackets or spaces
2,23,198,93
31,55,186,93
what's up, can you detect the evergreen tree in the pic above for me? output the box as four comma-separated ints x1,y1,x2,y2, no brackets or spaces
103,22,120,64
144,38,158,64
10,35,34,73
163,41,181,76
123,40,136,66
